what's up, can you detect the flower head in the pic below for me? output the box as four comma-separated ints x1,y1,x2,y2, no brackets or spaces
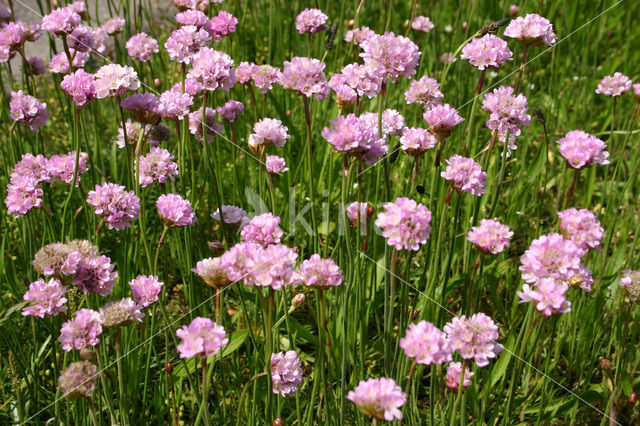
344,26,375,46
165,25,211,64
72,254,118,296
121,93,161,124
176,10,209,28
5,174,43,217
216,100,244,122
595,72,632,97
375,197,433,251
236,61,257,84
265,155,288,174
58,361,98,399
68,25,96,53
59,308,104,351
188,107,223,141
42,7,81,36
249,118,290,148
295,254,343,288
156,193,197,227
13,153,51,183
517,277,571,316
126,32,159,62
9,90,48,131
347,377,406,421
187,47,236,91
321,113,388,164
94,64,140,98
207,11,238,41
22,278,68,318
295,8,328,34
621,270,640,303
405,75,444,108
100,298,144,328
444,313,502,367
211,205,248,228
557,208,604,253
400,321,452,365
519,233,582,284
61,69,96,106
241,213,283,245
129,275,163,307
101,17,125,35
279,57,328,99
50,50,88,74
47,151,88,186
460,34,512,70
445,362,474,390
138,148,178,187
251,64,280,94
467,219,513,254
504,13,557,46
346,201,372,230
87,182,140,230
271,351,304,395
441,155,487,196
192,257,230,288
482,85,530,136
411,16,434,33
159,89,194,121
423,103,464,139
221,242,298,290
176,317,228,358
400,127,437,156
360,32,420,82
557,130,609,170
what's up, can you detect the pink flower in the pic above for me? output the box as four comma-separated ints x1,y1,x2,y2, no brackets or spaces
399,321,452,365
295,8,328,34
411,16,434,33
236,61,258,84
61,69,96,106
121,93,161,124
517,277,571,316
633,83,640,99
13,153,51,183
41,7,81,36
129,275,163,307
423,103,464,139
621,270,640,303
295,254,343,288
126,32,159,62
47,151,88,186
26,57,46,75
346,201,372,230
557,130,609,170
321,113,388,164
94,64,140,98
360,109,406,137
58,308,104,351
405,75,444,108
519,233,582,284
50,50,88,74
68,25,96,53
156,193,197,227
0,22,26,51
164,25,211,64
400,127,437,156
101,17,125,35
344,26,375,46
176,10,209,28
279,57,328,99
595,72,632,97
187,47,236,91
176,317,228,358
265,155,288,174
221,242,298,290
22,278,68,318
216,100,244,123
504,13,557,46
188,107,223,142
9,90,48,131
5,175,42,217
444,313,501,367
137,147,178,187
441,155,487,196
460,34,512,70
159,89,194,121
271,351,304,395
87,182,140,230
249,118,290,148
347,377,406,421
207,11,238,41
211,205,248,227
360,32,420,82
440,52,457,64
72,254,118,296
251,64,280,94
191,257,230,288
557,208,604,253
375,197,433,251
467,219,513,254
241,213,283,245
445,362,474,390
482,85,530,136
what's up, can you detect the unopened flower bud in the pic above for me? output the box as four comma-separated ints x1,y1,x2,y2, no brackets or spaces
292,293,306,308
509,5,520,16
630,393,637,404
272,418,285,426
154,78,162,88
165,362,174,374
599,358,612,370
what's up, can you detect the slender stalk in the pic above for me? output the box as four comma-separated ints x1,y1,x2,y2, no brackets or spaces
514,44,530,92
194,357,215,426
60,105,81,241
154,225,170,274
562,168,579,210
236,372,268,425
303,96,318,251
115,328,129,425
87,398,100,426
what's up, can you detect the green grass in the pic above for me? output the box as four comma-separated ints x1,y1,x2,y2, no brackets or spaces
1,0,640,424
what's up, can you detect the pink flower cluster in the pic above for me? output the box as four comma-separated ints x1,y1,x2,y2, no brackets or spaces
176,317,228,359
121,93,161,124
50,50,88,74
271,351,303,396
138,148,179,187
595,72,632,97
94,64,140,98
346,201,372,230
279,57,328,99
295,254,344,288
9,90,48,131
411,16,434,33
344,26,375,46
249,118,290,148
405,75,444,108
504,13,557,46
126,32,159,62
441,155,487,196
240,213,283,245
211,205,248,228
220,242,298,290
328,63,383,107
321,113,388,165
22,278,68,318
265,155,288,174
165,25,211,64
217,100,244,123
72,253,119,296
61,69,96,106
423,103,464,138
347,377,406,421
467,219,513,254
360,32,420,82
399,321,452,365
156,193,197,227
58,308,104,351
517,277,571,316
41,6,81,37
207,11,238,41
482,85,530,136
557,130,609,170
445,362,474,390
360,109,406,137
188,107,223,141
129,275,164,307
87,182,140,230
460,34,512,70
443,313,502,367
192,257,230,288
295,8,328,34
159,89,194,121
375,197,433,251
557,208,604,253
187,47,236,91
400,127,437,156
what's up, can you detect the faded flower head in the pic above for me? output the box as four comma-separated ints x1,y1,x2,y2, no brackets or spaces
58,361,97,399
94,64,140,98
100,298,145,328
271,350,304,396
188,107,223,142
375,197,433,251
347,377,407,421
192,257,230,289
211,205,248,229
121,93,161,124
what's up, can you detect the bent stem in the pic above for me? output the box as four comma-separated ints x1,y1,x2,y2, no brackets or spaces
236,372,268,425
514,44,530,92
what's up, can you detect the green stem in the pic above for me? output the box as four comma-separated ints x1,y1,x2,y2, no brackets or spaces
154,225,169,274
60,105,81,241
115,328,129,425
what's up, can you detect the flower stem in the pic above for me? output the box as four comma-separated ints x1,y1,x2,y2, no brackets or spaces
115,328,129,425
154,225,169,274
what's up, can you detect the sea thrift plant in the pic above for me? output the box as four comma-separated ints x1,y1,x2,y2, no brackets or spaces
557,130,609,169
295,9,328,34
251,65,280,94
164,25,211,64
58,361,98,400
321,113,388,164
72,254,118,296
216,100,244,122
22,278,68,318
504,13,557,46
41,7,81,36
192,257,230,288
375,197,433,251
346,201,372,230
94,64,140,99
265,155,288,174
557,208,604,253
129,275,163,307
240,213,283,245
444,313,502,367
411,16,434,33
9,90,48,131
126,32,159,62
279,57,328,99
595,72,632,97
482,85,530,136
221,242,298,290
121,93,161,124
621,270,640,303
48,151,89,186
295,254,344,288
207,11,238,41
423,103,464,139
176,317,228,358
86,183,140,230
517,277,571,316
58,308,104,351
400,127,438,156
405,75,444,108
344,26,376,46
50,50,89,74
445,362,474,391
460,34,513,70
100,298,145,328
5,175,43,217
519,233,583,284
159,89,194,121
360,32,420,83
347,377,407,421
211,205,248,229
188,108,223,141
187,47,236,91
399,321,452,365
467,219,514,254
271,350,304,396
249,118,290,148
156,194,197,227
60,69,96,106
441,155,487,196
